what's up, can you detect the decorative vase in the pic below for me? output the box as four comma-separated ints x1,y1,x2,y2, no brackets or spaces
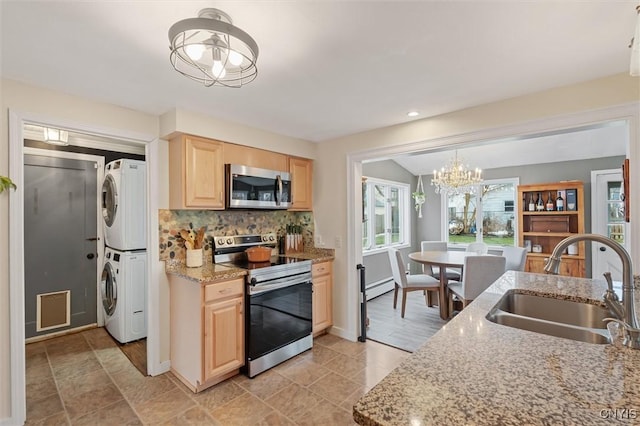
186,248,203,268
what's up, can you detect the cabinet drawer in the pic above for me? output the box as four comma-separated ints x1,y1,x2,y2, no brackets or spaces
312,262,331,276
204,279,244,302
529,216,569,233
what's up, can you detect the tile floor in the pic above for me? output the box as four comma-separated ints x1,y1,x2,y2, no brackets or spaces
25,328,410,425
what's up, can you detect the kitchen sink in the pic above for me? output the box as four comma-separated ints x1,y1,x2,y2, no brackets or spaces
486,290,612,344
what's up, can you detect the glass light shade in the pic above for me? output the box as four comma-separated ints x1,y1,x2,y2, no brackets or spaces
43,128,69,145
168,8,258,87
430,151,483,195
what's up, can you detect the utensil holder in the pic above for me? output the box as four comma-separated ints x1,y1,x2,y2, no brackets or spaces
186,248,203,268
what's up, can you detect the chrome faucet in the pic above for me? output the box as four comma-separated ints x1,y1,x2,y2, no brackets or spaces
544,233,640,349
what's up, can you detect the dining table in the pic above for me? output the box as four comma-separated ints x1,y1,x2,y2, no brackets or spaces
408,250,480,320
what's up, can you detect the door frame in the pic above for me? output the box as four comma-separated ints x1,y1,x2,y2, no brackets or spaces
23,147,105,331
8,109,159,425
346,103,637,342
591,168,627,279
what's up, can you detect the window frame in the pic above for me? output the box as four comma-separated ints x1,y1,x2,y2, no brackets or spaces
362,177,411,255
440,177,520,250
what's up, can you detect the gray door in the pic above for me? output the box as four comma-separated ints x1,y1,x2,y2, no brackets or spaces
24,155,98,338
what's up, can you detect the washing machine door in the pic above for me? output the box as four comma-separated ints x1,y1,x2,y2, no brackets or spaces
101,262,117,317
101,174,118,228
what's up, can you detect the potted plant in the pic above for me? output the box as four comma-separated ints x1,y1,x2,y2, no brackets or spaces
0,176,16,193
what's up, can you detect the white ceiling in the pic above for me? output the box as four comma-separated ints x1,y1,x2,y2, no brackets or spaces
1,1,637,143
392,121,629,175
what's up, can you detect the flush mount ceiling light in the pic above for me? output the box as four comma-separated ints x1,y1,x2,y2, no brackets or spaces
431,151,483,195
168,8,259,87
630,4,640,76
407,111,419,117
43,127,69,146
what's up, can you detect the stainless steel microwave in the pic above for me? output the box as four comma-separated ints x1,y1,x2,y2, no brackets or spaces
226,164,291,209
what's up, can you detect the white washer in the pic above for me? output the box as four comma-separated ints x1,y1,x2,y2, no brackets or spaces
102,159,146,250
101,248,147,343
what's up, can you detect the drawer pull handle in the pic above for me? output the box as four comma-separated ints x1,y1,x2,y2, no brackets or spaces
219,288,232,294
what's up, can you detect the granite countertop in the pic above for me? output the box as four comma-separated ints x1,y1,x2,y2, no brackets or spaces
165,248,334,283
165,260,247,283
353,271,640,425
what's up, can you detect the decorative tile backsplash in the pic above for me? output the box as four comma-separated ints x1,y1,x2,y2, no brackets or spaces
159,209,314,262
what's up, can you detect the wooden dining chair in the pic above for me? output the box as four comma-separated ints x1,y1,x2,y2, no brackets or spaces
388,248,440,318
447,255,506,315
420,241,461,281
501,246,527,272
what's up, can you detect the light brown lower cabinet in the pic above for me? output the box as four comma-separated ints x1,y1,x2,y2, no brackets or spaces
169,276,244,392
312,261,333,335
526,256,584,277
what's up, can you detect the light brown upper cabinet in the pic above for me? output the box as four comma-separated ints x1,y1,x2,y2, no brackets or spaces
223,142,288,172
169,135,225,209
289,156,313,211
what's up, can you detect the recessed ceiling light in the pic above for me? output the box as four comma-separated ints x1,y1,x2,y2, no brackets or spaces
407,111,419,117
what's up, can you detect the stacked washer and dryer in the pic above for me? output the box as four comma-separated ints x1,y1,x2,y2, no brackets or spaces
100,159,147,344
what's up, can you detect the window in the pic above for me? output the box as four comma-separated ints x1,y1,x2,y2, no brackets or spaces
444,178,518,247
362,177,410,253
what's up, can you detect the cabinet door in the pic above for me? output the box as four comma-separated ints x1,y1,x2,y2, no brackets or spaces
312,271,332,334
289,157,313,211
185,137,224,209
526,256,584,277
203,296,244,381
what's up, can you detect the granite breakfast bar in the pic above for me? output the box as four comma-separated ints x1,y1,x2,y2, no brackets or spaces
353,271,640,425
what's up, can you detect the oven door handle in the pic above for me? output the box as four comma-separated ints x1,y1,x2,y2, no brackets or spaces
249,273,312,295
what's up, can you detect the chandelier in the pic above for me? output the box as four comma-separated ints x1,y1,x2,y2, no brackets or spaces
168,8,259,87
431,151,482,195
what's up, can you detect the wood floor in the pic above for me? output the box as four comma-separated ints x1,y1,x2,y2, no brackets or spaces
365,289,448,352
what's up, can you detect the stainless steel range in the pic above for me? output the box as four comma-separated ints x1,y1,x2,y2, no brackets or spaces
213,233,313,378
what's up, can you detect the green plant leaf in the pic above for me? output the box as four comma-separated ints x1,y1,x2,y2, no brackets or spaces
0,176,17,193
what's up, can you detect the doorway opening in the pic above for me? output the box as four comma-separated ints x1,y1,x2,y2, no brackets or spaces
355,118,631,353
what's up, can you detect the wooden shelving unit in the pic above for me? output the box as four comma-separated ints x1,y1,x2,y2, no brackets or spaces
518,181,585,277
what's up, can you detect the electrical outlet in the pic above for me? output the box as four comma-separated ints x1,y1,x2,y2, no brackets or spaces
314,235,323,247
334,236,342,248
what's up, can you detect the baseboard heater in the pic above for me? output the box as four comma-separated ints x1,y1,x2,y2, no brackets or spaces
365,277,394,301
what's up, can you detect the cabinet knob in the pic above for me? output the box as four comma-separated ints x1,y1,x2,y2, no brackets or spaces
600,247,606,252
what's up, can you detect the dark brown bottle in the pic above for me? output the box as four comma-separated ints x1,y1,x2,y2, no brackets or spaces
546,191,554,211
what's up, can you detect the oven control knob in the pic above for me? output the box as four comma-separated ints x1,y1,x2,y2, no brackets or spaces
250,277,257,286
262,235,268,242
217,238,224,245
269,235,275,241
227,238,233,244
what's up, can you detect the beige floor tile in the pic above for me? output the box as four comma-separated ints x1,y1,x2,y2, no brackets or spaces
26,393,65,423
313,333,343,347
72,399,141,426
133,388,195,424
45,335,91,356
255,411,296,426
355,341,410,370
349,365,391,391
161,406,220,425
26,376,58,401
110,362,148,391
278,359,330,386
56,369,113,399
25,411,69,426
298,344,340,365
264,383,322,421
62,384,123,419
26,341,47,357
233,369,292,400
210,393,273,425
295,398,356,426
340,385,367,412
119,374,177,405
307,372,361,406
192,379,246,411
96,347,137,375
26,363,54,384
51,355,102,381
327,340,367,357
323,353,367,378
26,351,49,369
